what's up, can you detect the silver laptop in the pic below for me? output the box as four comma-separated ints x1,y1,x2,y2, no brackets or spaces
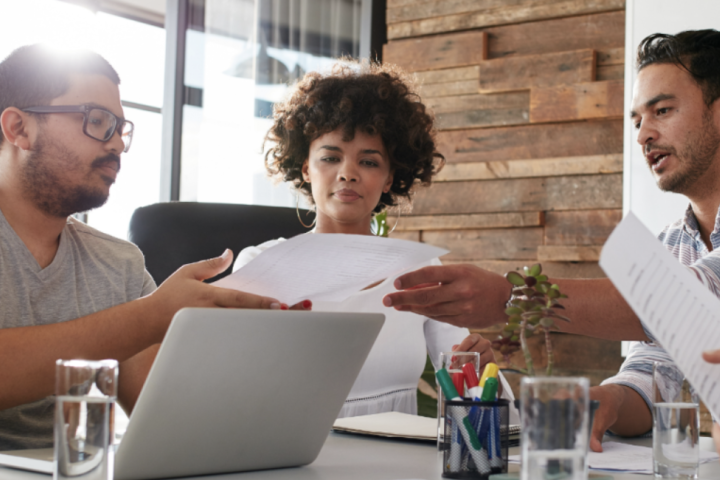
0,308,384,479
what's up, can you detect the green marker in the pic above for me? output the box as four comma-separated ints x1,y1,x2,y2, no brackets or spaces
436,368,490,473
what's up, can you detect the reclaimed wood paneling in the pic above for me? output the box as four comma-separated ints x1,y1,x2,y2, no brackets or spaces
389,230,420,242
388,0,625,39
414,66,478,85
530,79,624,122
446,259,607,278
435,108,529,130
426,92,528,114
435,119,623,163
420,80,478,98
424,228,544,260
544,209,622,245
412,174,623,215
397,212,544,231
487,11,625,59
479,49,596,93
537,245,603,261
597,47,624,65
597,64,624,81
387,0,563,24
384,31,487,72
436,154,622,181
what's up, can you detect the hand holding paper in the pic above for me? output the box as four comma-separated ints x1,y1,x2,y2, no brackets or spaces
214,233,448,306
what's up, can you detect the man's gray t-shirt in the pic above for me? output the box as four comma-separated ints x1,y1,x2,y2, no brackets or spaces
0,209,156,451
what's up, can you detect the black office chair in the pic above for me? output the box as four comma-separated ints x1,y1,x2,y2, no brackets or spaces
128,202,314,284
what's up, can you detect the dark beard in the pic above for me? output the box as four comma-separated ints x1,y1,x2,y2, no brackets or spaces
654,110,720,194
20,136,119,218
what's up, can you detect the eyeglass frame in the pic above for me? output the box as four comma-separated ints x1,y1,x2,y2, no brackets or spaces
21,104,134,153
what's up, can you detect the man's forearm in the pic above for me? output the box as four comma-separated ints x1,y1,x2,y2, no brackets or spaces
551,278,649,341
117,344,160,414
0,296,163,411
606,384,653,436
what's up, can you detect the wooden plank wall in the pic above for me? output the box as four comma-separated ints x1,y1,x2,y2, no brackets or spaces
384,1,627,389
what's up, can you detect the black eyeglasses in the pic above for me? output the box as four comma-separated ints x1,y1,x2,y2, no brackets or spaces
22,105,134,153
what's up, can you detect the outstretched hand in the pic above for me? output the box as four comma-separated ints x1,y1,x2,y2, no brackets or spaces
382,264,508,329
145,249,286,336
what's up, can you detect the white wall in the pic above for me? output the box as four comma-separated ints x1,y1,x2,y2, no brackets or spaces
624,0,720,235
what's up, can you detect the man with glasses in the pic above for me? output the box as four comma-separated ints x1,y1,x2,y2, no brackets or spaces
0,45,284,451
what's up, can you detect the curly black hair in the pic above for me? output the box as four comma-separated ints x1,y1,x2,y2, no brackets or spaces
637,29,720,106
264,60,444,213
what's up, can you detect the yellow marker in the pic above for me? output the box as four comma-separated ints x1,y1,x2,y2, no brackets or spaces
479,363,499,387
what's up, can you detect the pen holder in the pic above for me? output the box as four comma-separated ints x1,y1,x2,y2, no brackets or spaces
441,399,509,479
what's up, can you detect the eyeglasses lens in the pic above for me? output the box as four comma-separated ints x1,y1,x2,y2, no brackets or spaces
86,108,133,153
86,109,116,142
120,122,134,153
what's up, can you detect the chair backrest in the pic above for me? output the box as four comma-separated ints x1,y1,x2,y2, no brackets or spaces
128,202,313,284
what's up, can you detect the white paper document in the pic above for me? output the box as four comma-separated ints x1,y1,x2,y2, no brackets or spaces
214,234,448,306
599,212,720,418
509,442,718,473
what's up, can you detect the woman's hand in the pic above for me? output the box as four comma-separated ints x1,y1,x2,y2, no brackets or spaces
452,333,496,367
451,333,503,396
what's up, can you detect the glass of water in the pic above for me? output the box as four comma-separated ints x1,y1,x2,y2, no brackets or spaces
520,377,589,480
653,361,700,479
55,359,118,480
436,351,480,448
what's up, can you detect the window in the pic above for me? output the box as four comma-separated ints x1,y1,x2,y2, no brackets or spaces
177,0,363,209
0,1,165,239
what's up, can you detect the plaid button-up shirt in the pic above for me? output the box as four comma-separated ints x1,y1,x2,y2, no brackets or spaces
601,205,720,420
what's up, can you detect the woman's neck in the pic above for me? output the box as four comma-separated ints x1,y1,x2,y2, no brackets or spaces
313,212,374,235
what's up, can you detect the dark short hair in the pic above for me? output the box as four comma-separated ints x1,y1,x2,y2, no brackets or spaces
637,29,720,105
264,60,444,213
0,44,120,146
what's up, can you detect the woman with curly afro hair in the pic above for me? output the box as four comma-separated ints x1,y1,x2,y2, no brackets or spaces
233,61,518,420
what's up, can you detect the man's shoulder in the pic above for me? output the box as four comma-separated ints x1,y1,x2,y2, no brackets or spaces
66,218,144,259
658,217,685,244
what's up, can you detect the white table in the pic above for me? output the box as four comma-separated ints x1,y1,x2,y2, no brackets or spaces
1,432,718,479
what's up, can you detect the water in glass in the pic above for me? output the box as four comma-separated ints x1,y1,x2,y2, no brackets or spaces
55,395,114,480
653,402,700,479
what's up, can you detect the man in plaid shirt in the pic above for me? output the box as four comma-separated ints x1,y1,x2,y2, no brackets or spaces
384,29,720,453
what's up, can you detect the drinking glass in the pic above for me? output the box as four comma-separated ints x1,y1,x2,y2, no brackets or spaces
437,351,480,448
653,361,700,479
55,359,118,480
520,377,589,480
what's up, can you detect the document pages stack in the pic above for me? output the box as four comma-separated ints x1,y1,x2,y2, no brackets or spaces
599,212,720,418
214,233,448,306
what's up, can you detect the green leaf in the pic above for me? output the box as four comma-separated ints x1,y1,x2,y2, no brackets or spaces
536,274,548,283
523,266,531,276
501,330,511,338
510,335,519,342
528,263,542,276
540,318,555,328
505,271,525,286
503,324,517,333
551,284,560,290
505,307,522,316
536,283,548,294
546,288,559,299
508,315,522,324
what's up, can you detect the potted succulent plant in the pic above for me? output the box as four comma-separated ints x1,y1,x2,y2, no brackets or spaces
492,264,596,479
491,263,569,377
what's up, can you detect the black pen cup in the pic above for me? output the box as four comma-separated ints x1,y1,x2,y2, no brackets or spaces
441,399,509,479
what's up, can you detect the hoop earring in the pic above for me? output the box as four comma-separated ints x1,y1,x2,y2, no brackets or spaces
296,180,316,229
389,208,401,234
